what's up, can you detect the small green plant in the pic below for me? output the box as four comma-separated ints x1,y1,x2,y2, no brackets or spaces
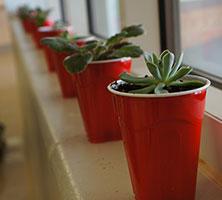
119,50,204,94
52,20,69,30
17,4,31,20
63,24,144,74
41,31,90,53
33,7,51,26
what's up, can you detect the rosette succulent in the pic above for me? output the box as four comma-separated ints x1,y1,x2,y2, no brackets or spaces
114,50,204,94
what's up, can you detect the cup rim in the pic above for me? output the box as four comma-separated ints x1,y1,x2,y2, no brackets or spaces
107,75,211,98
90,57,132,64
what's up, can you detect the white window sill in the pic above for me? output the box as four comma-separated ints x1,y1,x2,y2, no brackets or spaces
11,18,222,199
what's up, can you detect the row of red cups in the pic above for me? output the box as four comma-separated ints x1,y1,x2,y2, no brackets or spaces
23,19,128,141
21,18,209,200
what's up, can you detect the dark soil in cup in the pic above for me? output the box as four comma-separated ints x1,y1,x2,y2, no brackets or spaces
111,80,202,94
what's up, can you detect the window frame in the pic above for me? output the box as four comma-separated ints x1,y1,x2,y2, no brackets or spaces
158,0,222,89
86,0,122,39
86,0,106,39
59,0,66,22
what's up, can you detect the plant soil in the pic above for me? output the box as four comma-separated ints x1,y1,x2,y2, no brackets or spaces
111,80,202,94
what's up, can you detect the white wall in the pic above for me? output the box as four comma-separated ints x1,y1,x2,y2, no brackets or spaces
90,0,120,37
46,0,61,20
122,0,161,74
4,0,61,20
64,0,89,35
4,0,46,12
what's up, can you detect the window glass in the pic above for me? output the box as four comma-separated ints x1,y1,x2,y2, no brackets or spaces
64,0,89,35
88,0,121,37
179,0,222,78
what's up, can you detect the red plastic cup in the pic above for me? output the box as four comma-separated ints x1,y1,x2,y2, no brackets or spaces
39,27,61,72
108,75,210,200
75,58,131,143
37,26,61,48
52,52,77,98
21,19,31,33
43,47,57,72
32,20,54,48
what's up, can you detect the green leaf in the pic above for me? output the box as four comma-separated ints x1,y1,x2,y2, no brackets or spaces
35,8,51,26
112,41,132,50
121,24,144,37
41,37,65,52
154,83,168,94
93,44,108,60
169,52,184,77
60,31,71,40
129,84,156,94
162,52,175,81
168,80,204,87
144,55,162,80
152,53,159,65
64,53,93,74
109,45,143,58
80,41,98,51
167,66,192,83
106,32,127,47
120,72,157,85
159,49,170,60
53,20,68,30
106,24,144,47
144,52,153,63
41,37,79,52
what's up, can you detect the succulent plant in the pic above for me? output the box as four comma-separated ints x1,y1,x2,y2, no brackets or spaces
119,50,204,94
17,4,31,20
41,31,90,53
52,20,69,30
34,7,51,26
63,24,144,74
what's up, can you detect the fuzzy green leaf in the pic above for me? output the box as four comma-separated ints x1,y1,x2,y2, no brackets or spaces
129,84,156,94
80,41,98,51
64,53,93,74
167,66,192,83
109,45,143,58
41,37,79,52
121,24,144,37
106,32,127,47
120,72,157,85
106,24,144,47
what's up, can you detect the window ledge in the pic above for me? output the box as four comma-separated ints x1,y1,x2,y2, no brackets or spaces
11,18,222,199
206,86,222,120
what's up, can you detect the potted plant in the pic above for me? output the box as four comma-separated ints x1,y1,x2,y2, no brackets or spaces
17,5,32,33
31,7,53,48
63,24,144,143
39,22,73,72
107,50,210,200
37,20,73,48
41,31,91,97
